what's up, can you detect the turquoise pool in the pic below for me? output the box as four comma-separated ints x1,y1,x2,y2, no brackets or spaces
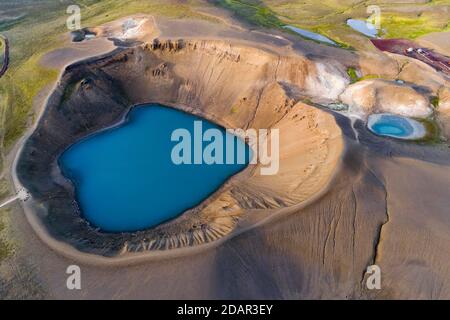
367,113,426,140
59,104,251,233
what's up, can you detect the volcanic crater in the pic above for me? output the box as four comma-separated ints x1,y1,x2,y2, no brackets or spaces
17,37,350,257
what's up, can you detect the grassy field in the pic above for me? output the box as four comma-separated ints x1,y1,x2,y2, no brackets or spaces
0,0,213,159
0,179,13,263
0,0,216,275
0,212,12,263
215,0,450,47
0,0,447,190
213,0,283,28
0,37,4,69
0,1,216,298
0,0,448,299
0,0,446,228
0,0,448,242
1,0,448,166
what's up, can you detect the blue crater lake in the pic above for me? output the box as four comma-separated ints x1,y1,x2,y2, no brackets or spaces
59,104,251,233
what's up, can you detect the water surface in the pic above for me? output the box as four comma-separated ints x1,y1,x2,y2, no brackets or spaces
60,104,250,233
347,19,378,38
284,25,337,46
367,113,426,140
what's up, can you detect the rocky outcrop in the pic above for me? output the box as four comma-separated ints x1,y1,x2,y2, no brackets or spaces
70,27,103,42
339,79,433,118
17,39,345,256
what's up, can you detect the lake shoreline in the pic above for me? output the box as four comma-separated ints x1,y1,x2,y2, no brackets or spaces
11,17,346,263
59,104,252,233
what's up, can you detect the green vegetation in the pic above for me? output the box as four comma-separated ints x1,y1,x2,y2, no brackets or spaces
0,218,13,262
0,0,216,260
2,0,448,162
214,0,283,28
346,67,382,83
0,0,212,159
347,67,359,83
359,74,381,81
1,55,58,149
0,17,25,33
0,0,448,260
214,1,357,47
430,96,440,109
381,14,450,39
0,179,13,262
216,0,450,48
416,118,442,144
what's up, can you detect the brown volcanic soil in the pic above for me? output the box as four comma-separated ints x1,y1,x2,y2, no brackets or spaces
16,38,346,257
418,31,450,56
7,15,450,299
12,116,450,299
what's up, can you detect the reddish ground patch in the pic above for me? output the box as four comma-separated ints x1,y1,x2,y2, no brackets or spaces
371,39,450,76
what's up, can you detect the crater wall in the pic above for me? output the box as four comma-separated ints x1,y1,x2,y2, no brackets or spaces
17,39,345,256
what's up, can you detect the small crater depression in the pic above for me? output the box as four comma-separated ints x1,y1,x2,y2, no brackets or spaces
367,113,427,140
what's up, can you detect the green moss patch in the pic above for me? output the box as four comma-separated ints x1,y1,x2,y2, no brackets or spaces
347,67,359,83
415,118,442,144
430,96,440,109
213,0,283,28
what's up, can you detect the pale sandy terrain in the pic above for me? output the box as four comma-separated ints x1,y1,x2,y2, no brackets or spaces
3,13,450,299
340,79,433,118
9,122,450,299
16,32,348,259
417,31,450,56
39,38,115,70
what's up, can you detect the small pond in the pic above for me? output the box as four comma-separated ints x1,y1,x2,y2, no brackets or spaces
284,25,337,46
346,19,378,38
